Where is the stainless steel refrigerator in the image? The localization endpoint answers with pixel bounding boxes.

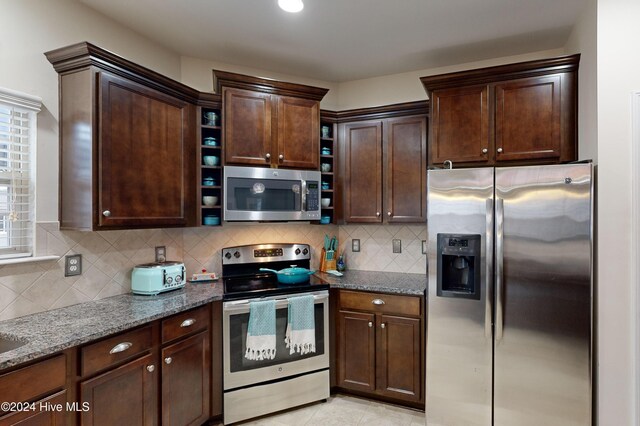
[426,163,593,426]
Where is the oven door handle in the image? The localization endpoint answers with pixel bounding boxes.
[224,293,328,312]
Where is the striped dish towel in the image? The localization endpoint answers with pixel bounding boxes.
[285,295,316,355]
[245,299,276,361]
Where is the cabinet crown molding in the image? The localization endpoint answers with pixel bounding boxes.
[213,69,329,101]
[420,54,580,94]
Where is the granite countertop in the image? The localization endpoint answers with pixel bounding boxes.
[0,282,223,371]
[0,270,426,372]
[315,270,427,296]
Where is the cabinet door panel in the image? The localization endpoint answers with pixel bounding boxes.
[377,315,422,403]
[224,88,272,166]
[0,391,66,426]
[495,75,561,161]
[384,116,427,222]
[337,310,376,392]
[276,96,320,169]
[80,353,157,426]
[162,332,210,426]
[430,86,489,165]
[99,72,194,228]
[342,121,382,222]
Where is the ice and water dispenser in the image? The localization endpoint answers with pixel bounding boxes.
[437,234,481,300]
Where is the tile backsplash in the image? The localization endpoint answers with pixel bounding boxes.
[0,222,425,321]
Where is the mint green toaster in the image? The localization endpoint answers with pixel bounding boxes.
[131,261,185,295]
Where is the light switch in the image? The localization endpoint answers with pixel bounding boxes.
[422,240,427,254]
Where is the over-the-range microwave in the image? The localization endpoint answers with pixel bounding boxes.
[223,166,321,221]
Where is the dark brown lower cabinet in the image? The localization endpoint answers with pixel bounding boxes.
[80,353,157,426]
[0,391,67,426]
[336,290,424,407]
[161,331,210,426]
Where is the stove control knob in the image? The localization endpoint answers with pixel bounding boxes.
[295,248,301,255]
[302,248,309,255]
[224,252,232,259]
[233,251,241,259]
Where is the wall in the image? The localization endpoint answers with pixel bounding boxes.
[0,0,182,223]
[596,0,640,423]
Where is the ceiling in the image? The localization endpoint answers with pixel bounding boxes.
[78,0,585,82]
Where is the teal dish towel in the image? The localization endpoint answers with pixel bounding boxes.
[285,295,316,355]
[245,299,276,361]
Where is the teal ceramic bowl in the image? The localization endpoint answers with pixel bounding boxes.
[320,216,331,224]
[203,216,220,226]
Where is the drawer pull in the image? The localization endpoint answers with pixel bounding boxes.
[368,321,373,328]
[180,318,196,328]
[146,365,155,373]
[109,342,132,354]
[372,299,385,305]
[381,323,386,329]
[165,357,173,365]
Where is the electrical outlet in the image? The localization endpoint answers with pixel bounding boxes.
[65,254,82,277]
[392,239,402,253]
[155,246,166,263]
[422,240,427,254]
[352,239,360,252]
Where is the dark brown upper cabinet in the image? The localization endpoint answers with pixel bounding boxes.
[214,70,328,170]
[46,42,199,230]
[421,54,579,168]
[338,103,427,224]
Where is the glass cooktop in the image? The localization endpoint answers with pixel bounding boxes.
[223,273,329,300]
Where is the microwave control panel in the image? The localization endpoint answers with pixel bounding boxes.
[305,181,320,217]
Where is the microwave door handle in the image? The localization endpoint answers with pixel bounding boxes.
[301,180,307,211]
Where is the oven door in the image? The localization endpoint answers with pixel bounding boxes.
[223,290,329,390]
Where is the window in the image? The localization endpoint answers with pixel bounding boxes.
[0,87,41,260]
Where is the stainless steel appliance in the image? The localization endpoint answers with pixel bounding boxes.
[130,261,185,295]
[222,243,329,424]
[426,163,593,426]
[223,166,321,221]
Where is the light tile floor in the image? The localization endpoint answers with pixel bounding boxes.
[217,394,425,425]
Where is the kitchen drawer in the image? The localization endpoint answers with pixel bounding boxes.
[161,304,210,344]
[0,354,66,405]
[0,390,67,425]
[338,290,421,317]
[81,325,153,377]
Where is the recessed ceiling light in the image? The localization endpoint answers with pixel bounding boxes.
[278,0,304,13]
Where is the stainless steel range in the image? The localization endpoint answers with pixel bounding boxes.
[221,243,329,424]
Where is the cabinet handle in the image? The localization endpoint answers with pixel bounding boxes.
[376,212,380,217]
[164,357,173,365]
[102,210,111,217]
[279,154,284,160]
[368,321,373,328]
[265,153,271,159]
[146,365,155,373]
[381,323,386,329]
[109,342,132,354]
[497,148,503,153]
[482,148,488,154]
[387,211,392,217]
[180,318,196,328]
[372,299,385,305]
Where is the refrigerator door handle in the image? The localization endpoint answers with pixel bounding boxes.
[495,197,505,342]
[485,198,494,339]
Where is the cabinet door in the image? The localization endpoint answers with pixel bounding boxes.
[224,87,272,166]
[494,75,561,161]
[0,391,66,426]
[98,72,196,229]
[276,96,320,169]
[337,310,376,392]
[376,315,422,403]
[384,116,427,222]
[161,331,210,426]
[430,85,489,165]
[80,353,157,426]
[342,121,383,222]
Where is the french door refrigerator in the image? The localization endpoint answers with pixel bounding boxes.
[426,163,593,426]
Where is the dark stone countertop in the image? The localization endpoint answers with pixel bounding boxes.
[0,270,426,372]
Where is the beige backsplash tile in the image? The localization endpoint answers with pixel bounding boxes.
[0,222,424,321]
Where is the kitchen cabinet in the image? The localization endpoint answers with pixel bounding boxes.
[340,115,426,223]
[0,354,69,426]
[422,54,579,167]
[336,290,424,406]
[46,42,198,230]
[198,97,224,226]
[215,70,328,170]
